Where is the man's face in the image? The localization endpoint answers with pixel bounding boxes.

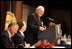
[10,26,19,36]
[37,9,44,17]
[49,22,53,26]
[23,21,26,32]
[20,22,26,32]
[21,26,26,32]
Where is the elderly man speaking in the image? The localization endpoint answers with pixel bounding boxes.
[26,6,46,46]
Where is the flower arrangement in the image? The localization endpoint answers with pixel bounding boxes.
[40,41,53,48]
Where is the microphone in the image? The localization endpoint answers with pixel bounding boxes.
[46,17,54,21]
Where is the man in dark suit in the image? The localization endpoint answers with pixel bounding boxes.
[13,21,26,48]
[26,6,46,46]
[1,23,19,48]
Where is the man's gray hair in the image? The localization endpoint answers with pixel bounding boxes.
[36,6,45,13]
[8,22,19,28]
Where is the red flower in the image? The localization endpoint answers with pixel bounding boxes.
[42,41,46,45]
[41,45,45,48]
[45,45,48,48]
[47,43,53,48]
[35,46,39,48]
[40,41,53,48]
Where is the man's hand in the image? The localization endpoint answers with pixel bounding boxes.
[39,26,46,31]
[43,26,46,30]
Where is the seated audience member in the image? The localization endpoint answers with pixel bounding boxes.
[1,23,19,48]
[48,18,55,28]
[13,20,26,48]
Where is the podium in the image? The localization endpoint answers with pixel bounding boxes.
[38,25,62,41]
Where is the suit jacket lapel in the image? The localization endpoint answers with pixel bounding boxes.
[18,31,24,38]
[17,31,25,45]
[6,31,11,42]
[6,31,12,47]
[35,13,42,26]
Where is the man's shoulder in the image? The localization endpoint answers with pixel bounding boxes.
[1,31,8,36]
[13,32,19,37]
[13,31,21,38]
[13,33,19,39]
[32,13,36,16]
[28,13,36,17]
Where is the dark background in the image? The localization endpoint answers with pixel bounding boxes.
[23,0,71,35]
[1,1,71,35]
